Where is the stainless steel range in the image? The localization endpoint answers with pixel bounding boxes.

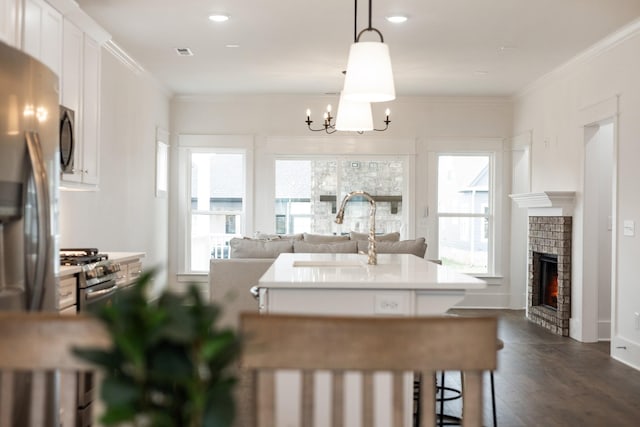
[60,248,121,427]
[60,248,120,312]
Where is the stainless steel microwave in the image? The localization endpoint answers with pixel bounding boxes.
[59,105,75,173]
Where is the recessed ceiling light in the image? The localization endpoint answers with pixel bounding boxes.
[225,44,240,48]
[175,47,194,56]
[209,14,230,22]
[474,70,489,75]
[386,15,408,23]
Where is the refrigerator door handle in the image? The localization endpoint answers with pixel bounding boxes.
[25,131,51,311]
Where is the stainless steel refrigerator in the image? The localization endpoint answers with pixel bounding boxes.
[0,40,60,425]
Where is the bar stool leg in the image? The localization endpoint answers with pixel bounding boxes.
[490,371,497,427]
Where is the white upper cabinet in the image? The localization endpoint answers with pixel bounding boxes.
[22,0,62,77]
[79,34,100,185]
[59,22,102,186]
[60,18,82,182]
[19,0,110,188]
[0,0,20,46]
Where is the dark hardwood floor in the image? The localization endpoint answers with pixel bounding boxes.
[444,309,640,427]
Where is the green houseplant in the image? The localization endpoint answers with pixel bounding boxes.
[74,270,240,427]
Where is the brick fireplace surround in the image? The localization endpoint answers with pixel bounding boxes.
[511,191,576,337]
[528,216,572,336]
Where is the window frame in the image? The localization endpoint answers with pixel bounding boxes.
[177,135,254,275]
[427,139,505,277]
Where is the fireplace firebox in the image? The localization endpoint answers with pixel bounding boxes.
[535,253,558,309]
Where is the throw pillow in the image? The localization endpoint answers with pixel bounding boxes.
[349,231,400,242]
[357,238,427,258]
[229,238,294,258]
[293,240,358,254]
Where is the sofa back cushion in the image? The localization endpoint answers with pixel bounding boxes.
[294,240,358,254]
[229,238,293,258]
[357,238,427,258]
[302,233,350,243]
[349,231,401,242]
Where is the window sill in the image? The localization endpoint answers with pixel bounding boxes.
[177,273,208,283]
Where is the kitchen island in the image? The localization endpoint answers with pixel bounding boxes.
[257,252,486,316]
[256,252,487,427]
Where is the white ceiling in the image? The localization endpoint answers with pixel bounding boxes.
[76,0,640,97]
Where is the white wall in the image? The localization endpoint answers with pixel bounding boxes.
[169,95,513,306]
[59,48,171,288]
[513,21,640,368]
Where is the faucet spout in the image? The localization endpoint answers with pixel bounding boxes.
[335,191,377,265]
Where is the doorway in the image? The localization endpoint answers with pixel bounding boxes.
[583,120,614,341]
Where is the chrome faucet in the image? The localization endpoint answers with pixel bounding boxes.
[335,191,377,265]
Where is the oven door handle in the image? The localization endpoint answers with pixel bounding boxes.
[85,284,118,301]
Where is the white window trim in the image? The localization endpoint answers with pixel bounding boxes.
[426,138,505,276]
[177,134,254,275]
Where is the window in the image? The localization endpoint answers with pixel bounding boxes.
[436,154,493,274]
[188,151,245,271]
[274,157,406,235]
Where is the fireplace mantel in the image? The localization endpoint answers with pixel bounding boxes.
[509,191,576,216]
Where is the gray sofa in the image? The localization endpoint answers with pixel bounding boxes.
[209,232,427,329]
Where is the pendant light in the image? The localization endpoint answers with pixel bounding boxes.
[335,92,373,132]
[342,0,395,103]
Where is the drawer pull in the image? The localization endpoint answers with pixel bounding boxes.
[60,291,73,298]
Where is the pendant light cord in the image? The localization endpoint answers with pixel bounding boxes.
[355,0,384,42]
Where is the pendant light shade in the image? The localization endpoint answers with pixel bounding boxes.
[335,92,373,131]
[342,41,395,103]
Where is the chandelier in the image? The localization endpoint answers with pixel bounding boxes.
[304,0,393,134]
[305,102,390,134]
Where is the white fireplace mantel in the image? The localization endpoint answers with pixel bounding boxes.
[509,191,576,216]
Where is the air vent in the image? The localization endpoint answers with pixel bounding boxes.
[175,47,194,56]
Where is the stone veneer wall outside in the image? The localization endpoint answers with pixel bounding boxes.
[310,160,403,234]
[528,216,572,336]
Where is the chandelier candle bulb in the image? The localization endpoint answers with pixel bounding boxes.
[385,108,390,118]
[306,109,311,119]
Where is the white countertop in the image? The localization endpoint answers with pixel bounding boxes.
[104,252,146,263]
[258,253,486,290]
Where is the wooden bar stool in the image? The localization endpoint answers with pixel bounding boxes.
[432,338,504,427]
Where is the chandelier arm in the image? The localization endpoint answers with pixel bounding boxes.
[373,117,391,132]
[306,121,335,132]
[356,27,384,43]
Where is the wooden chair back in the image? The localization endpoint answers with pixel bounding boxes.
[240,313,497,427]
[0,313,110,427]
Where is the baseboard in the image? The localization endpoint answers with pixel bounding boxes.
[598,320,611,341]
[570,318,583,341]
[455,291,510,309]
[611,336,640,371]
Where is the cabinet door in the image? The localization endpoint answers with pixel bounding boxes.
[61,18,83,183]
[22,0,41,58]
[81,35,101,185]
[0,0,19,46]
[22,0,62,76]
[40,1,62,76]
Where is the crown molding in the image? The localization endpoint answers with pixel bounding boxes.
[516,17,640,99]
